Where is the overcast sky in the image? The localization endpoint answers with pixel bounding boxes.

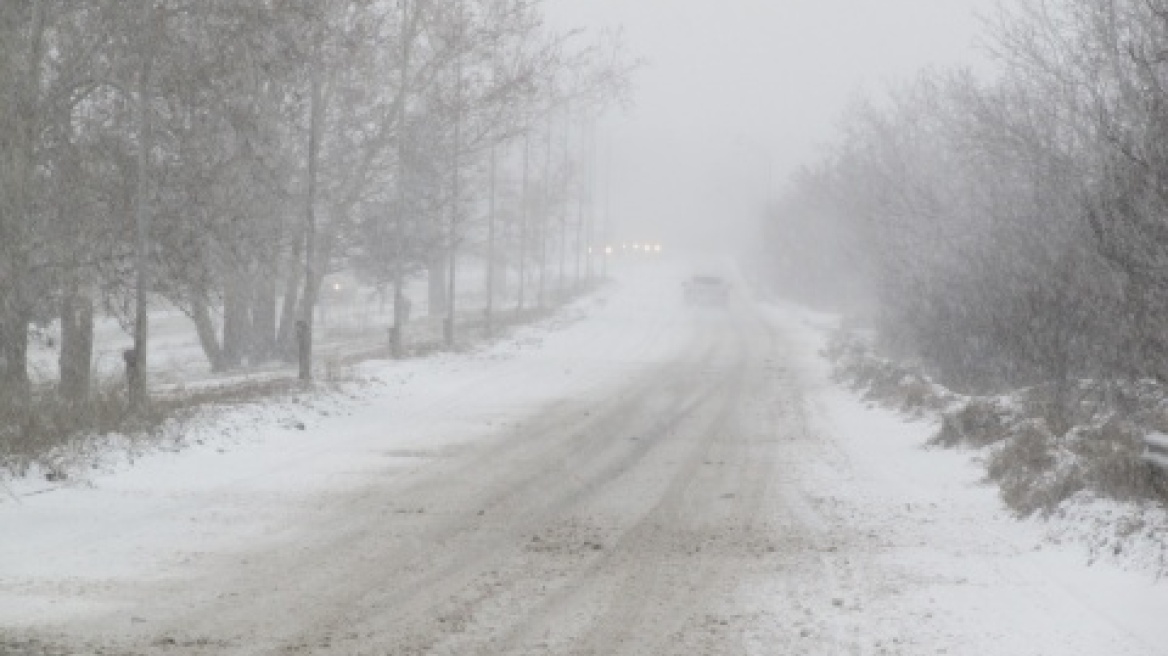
[545,0,999,252]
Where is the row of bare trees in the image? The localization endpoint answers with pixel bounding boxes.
[0,0,632,407]
[763,0,1168,397]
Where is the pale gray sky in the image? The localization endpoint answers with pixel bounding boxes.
[546,0,998,252]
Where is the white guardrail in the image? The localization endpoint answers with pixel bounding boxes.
[1143,432,1168,471]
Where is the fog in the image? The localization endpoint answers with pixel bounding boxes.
[7,3,1168,652]
[547,0,994,253]
[0,0,1000,398]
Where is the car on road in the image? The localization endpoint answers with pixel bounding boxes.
[683,275,730,306]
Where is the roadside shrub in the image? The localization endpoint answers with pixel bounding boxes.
[0,375,306,482]
[827,331,951,414]
[827,327,1168,513]
[1069,420,1164,503]
[0,381,164,477]
[988,419,1083,516]
[896,375,950,413]
[933,398,1014,448]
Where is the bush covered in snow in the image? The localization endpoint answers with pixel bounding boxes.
[826,333,955,416]
[827,329,1168,519]
[935,398,1014,448]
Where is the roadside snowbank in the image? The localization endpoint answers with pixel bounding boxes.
[761,302,1168,654]
[823,324,1168,579]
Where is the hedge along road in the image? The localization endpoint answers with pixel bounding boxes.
[2,262,1166,656]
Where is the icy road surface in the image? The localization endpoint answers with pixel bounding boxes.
[2,264,1167,655]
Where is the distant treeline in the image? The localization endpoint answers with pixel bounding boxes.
[764,0,1168,396]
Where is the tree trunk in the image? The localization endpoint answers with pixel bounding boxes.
[576,119,590,289]
[582,119,594,285]
[391,277,408,357]
[559,105,570,299]
[276,231,304,359]
[0,293,32,398]
[446,28,464,348]
[575,191,585,290]
[251,260,278,362]
[517,133,531,311]
[539,112,553,309]
[0,3,46,400]
[130,11,158,409]
[392,0,414,358]
[222,273,251,368]
[59,291,94,403]
[190,292,227,373]
[485,144,497,337]
[428,252,447,317]
[300,35,324,382]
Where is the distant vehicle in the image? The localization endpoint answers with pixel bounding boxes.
[319,273,360,306]
[684,275,730,306]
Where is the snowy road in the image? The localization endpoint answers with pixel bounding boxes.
[3,264,1168,655]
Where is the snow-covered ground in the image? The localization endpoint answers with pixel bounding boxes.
[2,263,1166,655]
[1,261,695,629]
[759,304,1168,655]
